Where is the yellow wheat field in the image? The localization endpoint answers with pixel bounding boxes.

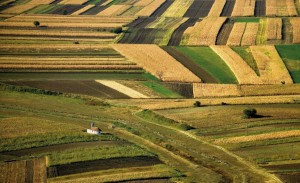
[136,0,166,17]
[134,0,153,6]
[59,0,88,4]
[162,0,194,17]
[231,0,255,16]
[266,18,282,40]
[215,130,300,144]
[290,17,300,43]
[266,0,298,16]
[193,83,241,97]
[250,46,293,84]
[96,80,149,98]
[207,0,226,17]
[1,0,54,14]
[71,5,95,15]
[113,44,201,82]
[241,23,259,46]
[210,46,261,84]
[240,84,300,96]
[97,5,132,16]
[226,23,246,46]
[185,17,226,45]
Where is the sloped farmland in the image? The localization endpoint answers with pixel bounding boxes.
[220,0,236,17]
[184,0,215,18]
[254,0,266,17]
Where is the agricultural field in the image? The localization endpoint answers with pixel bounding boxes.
[1,0,300,182]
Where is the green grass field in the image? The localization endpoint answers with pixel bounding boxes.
[234,17,260,23]
[175,47,238,83]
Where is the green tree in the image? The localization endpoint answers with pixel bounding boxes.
[33,21,40,27]
[243,108,257,118]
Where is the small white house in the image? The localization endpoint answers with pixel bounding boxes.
[87,123,101,135]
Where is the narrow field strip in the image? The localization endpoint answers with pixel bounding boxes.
[266,18,282,40]
[266,0,298,16]
[134,0,154,6]
[113,44,201,82]
[226,22,246,46]
[250,46,293,84]
[162,0,193,17]
[207,0,226,17]
[1,0,55,14]
[97,5,132,16]
[232,0,256,16]
[290,17,300,43]
[210,46,261,84]
[59,0,88,4]
[95,80,149,98]
[71,4,95,15]
[215,130,300,144]
[193,83,241,97]
[136,0,166,17]
[241,23,259,46]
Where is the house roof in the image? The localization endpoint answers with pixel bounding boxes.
[90,127,101,131]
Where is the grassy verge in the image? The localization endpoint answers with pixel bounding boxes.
[234,17,260,23]
[256,18,267,45]
[143,81,182,98]
[175,47,238,84]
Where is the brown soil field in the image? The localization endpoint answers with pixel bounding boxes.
[150,0,173,17]
[168,18,198,46]
[216,19,234,45]
[136,0,166,17]
[162,46,217,83]
[278,172,300,183]
[81,6,107,15]
[255,0,266,16]
[184,0,215,17]
[264,163,300,170]
[220,0,236,17]
[163,82,194,98]
[50,5,84,15]
[48,156,162,178]
[3,80,131,99]
[123,179,173,183]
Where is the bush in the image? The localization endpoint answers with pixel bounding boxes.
[113,27,123,34]
[243,108,257,118]
[33,21,40,27]
[193,101,201,107]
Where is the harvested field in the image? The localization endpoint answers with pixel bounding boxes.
[113,44,201,82]
[150,0,173,17]
[134,0,153,6]
[193,83,240,97]
[48,156,162,178]
[97,5,132,16]
[208,0,226,17]
[240,84,300,96]
[1,0,55,14]
[59,0,88,4]
[221,0,236,17]
[254,0,266,16]
[231,0,256,16]
[136,0,166,17]
[184,0,215,17]
[241,23,259,45]
[42,5,84,15]
[95,80,149,98]
[226,22,245,45]
[71,4,94,15]
[216,19,234,45]
[266,0,298,16]
[210,46,261,84]
[168,18,198,46]
[162,46,217,83]
[184,17,226,45]
[290,17,300,43]
[81,5,107,15]
[162,0,193,17]
[250,46,293,84]
[4,80,131,99]
[266,18,282,40]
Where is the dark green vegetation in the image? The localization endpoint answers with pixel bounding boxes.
[234,17,260,23]
[175,46,238,83]
[276,45,300,83]
[142,81,182,98]
[232,46,260,75]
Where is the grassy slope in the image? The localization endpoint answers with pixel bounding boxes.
[175,47,238,84]
[276,45,300,83]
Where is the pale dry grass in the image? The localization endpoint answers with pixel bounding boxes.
[241,23,259,46]
[210,46,261,84]
[266,0,298,16]
[1,0,54,14]
[215,130,300,144]
[240,84,300,96]
[136,0,166,17]
[95,80,149,98]
[185,17,226,45]
[97,5,132,16]
[290,17,300,43]
[266,18,282,40]
[0,56,126,62]
[208,0,226,17]
[286,0,298,16]
[71,4,95,15]
[231,0,255,16]
[250,46,293,84]
[113,44,201,82]
[162,0,194,17]
[101,0,113,6]
[0,44,110,50]
[193,83,240,97]
[226,23,246,46]
[59,0,88,4]
[134,0,153,6]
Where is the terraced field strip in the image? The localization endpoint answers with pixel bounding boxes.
[1,0,54,14]
[193,83,240,97]
[136,0,166,16]
[184,17,226,45]
[134,0,154,6]
[216,19,234,45]
[59,0,88,4]
[113,44,201,82]
[97,5,132,16]
[226,22,245,45]
[0,43,111,50]
[220,0,236,16]
[250,46,293,84]
[231,0,256,16]
[183,0,215,17]
[254,0,266,16]
[150,0,173,17]
[210,46,261,84]
[266,0,298,16]
[266,18,282,40]
[241,23,259,45]
[290,17,300,43]
[162,0,193,17]
[71,4,94,15]
[208,0,226,17]
[95,80,149,98]
[240,84,300,96]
